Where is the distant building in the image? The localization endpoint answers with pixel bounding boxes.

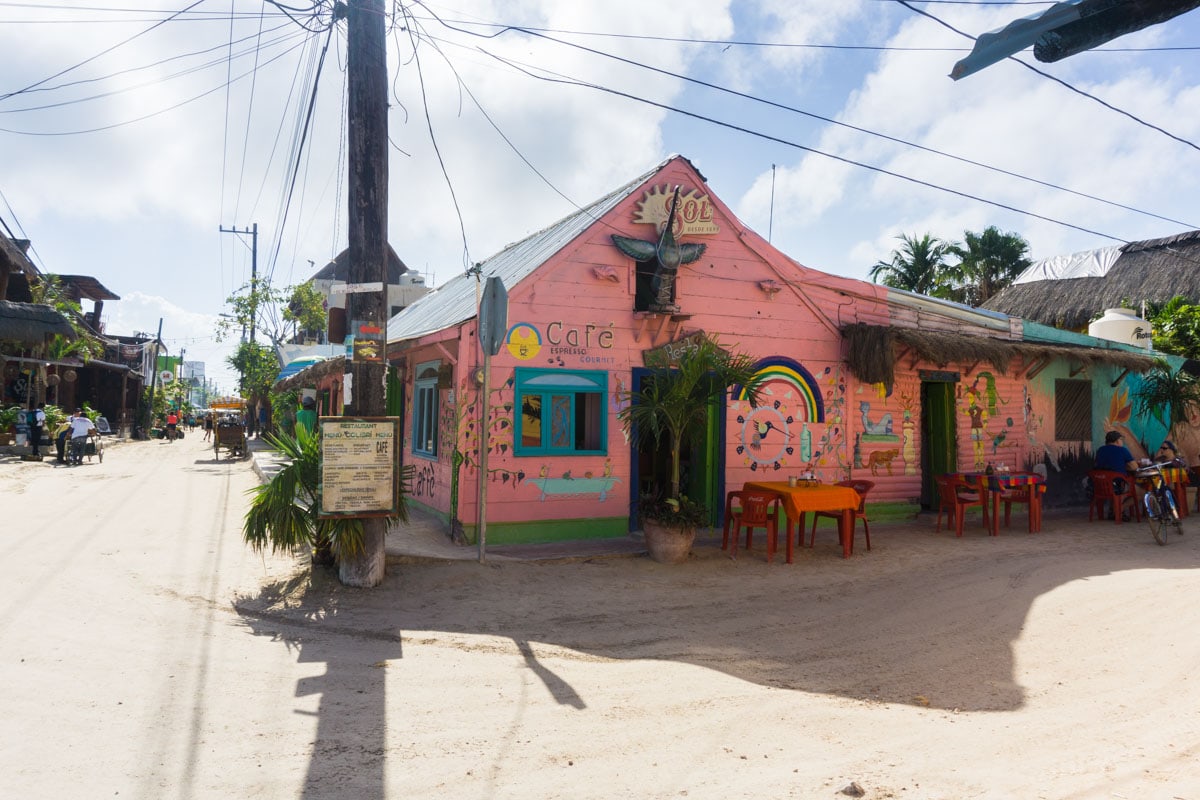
[308,244,430,345]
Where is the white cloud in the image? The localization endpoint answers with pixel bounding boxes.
[2,0,1199,357]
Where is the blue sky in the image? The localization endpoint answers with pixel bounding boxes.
[2,1,1199,391]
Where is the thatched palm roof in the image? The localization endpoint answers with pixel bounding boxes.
[842,323,1156,392]
[273,355,346,391]
[0,300,76,344]
[982,229,1200,329]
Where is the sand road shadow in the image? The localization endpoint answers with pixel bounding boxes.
[367,517,1200,713]
[229,515,1200,800]
[234,570,401,800]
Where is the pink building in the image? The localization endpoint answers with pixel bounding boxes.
[385,156,1157,544]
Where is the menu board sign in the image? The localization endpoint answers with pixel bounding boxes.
[318,417,400,518]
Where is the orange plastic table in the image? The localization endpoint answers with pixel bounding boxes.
[743,480,861,561]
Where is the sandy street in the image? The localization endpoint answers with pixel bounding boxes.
[2,433,1200,799]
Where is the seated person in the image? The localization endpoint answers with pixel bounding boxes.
[1154,439,1182,465]
[1094,431,1136,518]
[1095,431,1137,473]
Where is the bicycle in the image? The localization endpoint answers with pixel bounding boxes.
[1135,459,1185,545]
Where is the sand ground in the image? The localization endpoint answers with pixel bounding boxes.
[2,435,1199,799]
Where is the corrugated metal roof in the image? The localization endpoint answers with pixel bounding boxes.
[387,161,666,344]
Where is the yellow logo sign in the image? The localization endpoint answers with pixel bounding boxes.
[506,323,542,360]
[632,184,719,236]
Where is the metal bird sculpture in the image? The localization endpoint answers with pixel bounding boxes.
[611,185,706,312]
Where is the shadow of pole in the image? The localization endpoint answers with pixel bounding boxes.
[514,639,586,709]
[235,571,401,800]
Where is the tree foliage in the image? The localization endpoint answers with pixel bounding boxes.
[870,226,1031,307]
[284,283,327,339]
[946,226,1032,306]
[217,278,326,345]
[216,280,281,344]
[1146,296,1200,360]
[1132,357,1200,432]
[29,275,105,361]
[243,425,412,563]
[868,233,955,298]
[227,340,278,400]
[618,337,764,522]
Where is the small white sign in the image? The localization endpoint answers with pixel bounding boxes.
[331,282,384,294]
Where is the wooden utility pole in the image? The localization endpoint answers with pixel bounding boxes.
[340,0,389,587]
[218,223,258,343]
[143,318,164,438]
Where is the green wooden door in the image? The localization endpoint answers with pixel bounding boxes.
[684,396,721,527]
[921,380,958,508]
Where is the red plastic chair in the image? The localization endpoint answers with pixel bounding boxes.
[1088,469,1138,524]
[722,490,783,562]
[809,479,874,551]
[995,482,1042,533]
[934,475,986,537]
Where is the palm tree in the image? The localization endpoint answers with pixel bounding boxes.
[243,425,413,565]
[29,275,105,361]
[947,226,1031,306]
[869,233,954,298]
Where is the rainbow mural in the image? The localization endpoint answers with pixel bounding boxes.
[737,356,825,422]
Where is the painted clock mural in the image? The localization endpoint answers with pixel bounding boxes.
[735,357,825,471]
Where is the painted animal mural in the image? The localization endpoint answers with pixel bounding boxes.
[866,448,899,476]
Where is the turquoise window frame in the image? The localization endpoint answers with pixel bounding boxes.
[412,360,439,459]
[514,367,608,456]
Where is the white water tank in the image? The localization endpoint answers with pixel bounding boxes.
[1088,308,1154,349]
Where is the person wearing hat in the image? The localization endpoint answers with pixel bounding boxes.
[1095,430,1137,473]
[296,395,317,435]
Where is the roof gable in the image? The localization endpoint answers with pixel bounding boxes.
[387,157,694,344]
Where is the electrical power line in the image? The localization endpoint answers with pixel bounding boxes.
[479,46,1132,243]
[426,18,1197,230]
[892,0,1200,153]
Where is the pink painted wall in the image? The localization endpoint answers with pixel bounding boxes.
[394,156,1075,526]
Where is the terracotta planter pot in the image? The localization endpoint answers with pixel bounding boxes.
[642,518,696,564]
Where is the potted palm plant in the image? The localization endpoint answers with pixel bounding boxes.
[243,424,413,567]
[619,336,763,563]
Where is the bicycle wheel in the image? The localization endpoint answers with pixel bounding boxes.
[1144,493,1168,545]
[1164,488,1184,536]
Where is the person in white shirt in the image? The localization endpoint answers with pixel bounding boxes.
[67,409,96,465]
[30,401,46,457]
